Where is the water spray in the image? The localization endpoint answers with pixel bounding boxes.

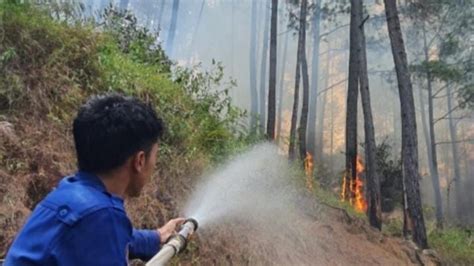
[146,218,199,266]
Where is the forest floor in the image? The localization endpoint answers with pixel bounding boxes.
[182,199,441,266]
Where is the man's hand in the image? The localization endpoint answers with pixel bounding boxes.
[157,217,185,244]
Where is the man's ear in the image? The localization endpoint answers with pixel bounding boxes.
[132,150,146,173]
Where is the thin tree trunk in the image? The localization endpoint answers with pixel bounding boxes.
[357,2,381,229]
[344,0,361,201]
[316,92,327,160]
[418,86,435,179]
[446,85,462,220]
[276,31,290,143]
[391,81,401,156]
[383,0,428,249]
[316,46,331,161]
[422,23,443,228]
[259,0,271,133]
[249,0,259,130]
[461,124,472,222]
[298,0,310,162]
[307,0,322,155]
[329,78,335,173]
[289,10,304,161]
[267,0,278,140]
[166,0,180,58]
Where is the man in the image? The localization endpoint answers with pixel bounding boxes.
[5,94,184,265]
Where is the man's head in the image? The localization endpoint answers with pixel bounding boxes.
[73,94,164,197]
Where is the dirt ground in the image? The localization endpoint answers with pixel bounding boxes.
[179,201,440,266]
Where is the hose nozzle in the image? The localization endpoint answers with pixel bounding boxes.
[146,218,199,266]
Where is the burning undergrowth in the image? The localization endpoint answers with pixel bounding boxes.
[341,154,368,213]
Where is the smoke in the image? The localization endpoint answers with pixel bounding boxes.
[183,143,330,264]
[184,143,301,226]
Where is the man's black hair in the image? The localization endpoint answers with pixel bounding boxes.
[73,94,164,173]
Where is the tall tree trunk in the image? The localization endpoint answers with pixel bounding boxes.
[316,46,331,161]
[418,86,435,179]
[383,0,428,249]
[422,23,443,228]
[391,81,401,157]
[329,78,335,173]
[298,0,310,162]
[289,9,304,161]
[259,0,271,133]
[344,0,361,201]
[249,0,259,130]
[166,0,180,58]
[267,0,278,140]
[307,0,322,155]
[357,2,381,230]
[447,85,462,220]
[276,31,290,143]
[461,124,472,222]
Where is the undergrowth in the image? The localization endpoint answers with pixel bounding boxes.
[0,2,251,163]
[383,216,474,264]
[429,227,474,265]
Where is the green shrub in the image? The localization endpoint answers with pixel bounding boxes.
[382,218,404,237]
[0,2,249,162]
[429,227,474,265]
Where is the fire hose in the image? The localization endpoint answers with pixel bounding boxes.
[146,218,198,266]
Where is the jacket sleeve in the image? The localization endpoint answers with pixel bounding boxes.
[129,229,161,261]
[50,208,132,266]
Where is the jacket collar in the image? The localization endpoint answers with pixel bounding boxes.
[74,171,107,192]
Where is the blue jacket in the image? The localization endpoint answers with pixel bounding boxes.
[5,171,160,265]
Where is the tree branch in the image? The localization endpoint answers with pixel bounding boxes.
[432,82,452,98]
[435,115,469,122]
[317,78,348,96]
[316,70,397,97]
[319,48,348,56]
[360,15,370,28]
[319,23,350,38]
[434,104,462,124]
[433,90,458,99]
[435,139,474,145]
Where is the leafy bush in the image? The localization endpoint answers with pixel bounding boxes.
[0,2,248,162]
[383,217,404,237]
[376,141,403,212]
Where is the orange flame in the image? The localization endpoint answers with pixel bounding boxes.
[341,155,367,213]
[341,171,347,201]
[304,152,314,191]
